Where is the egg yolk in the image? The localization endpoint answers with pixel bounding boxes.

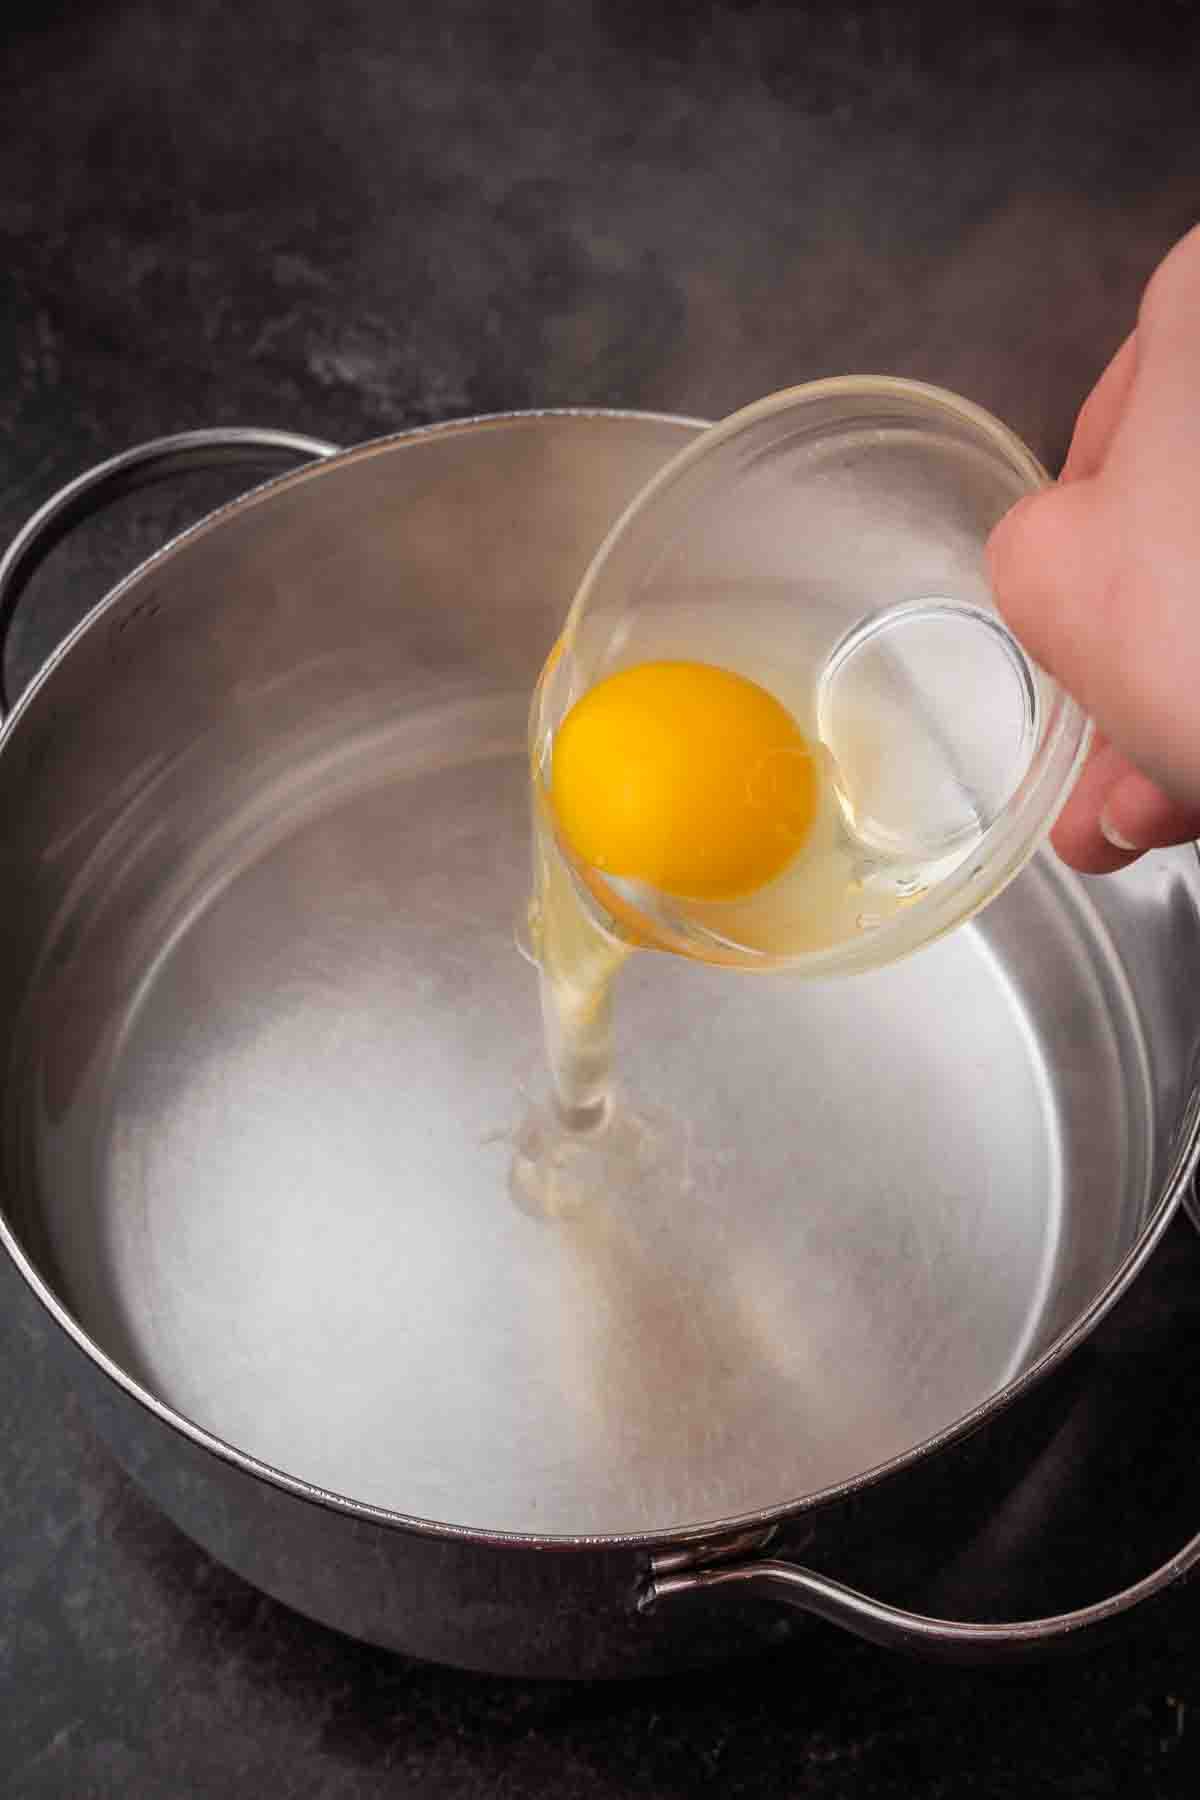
[550,660,818,902]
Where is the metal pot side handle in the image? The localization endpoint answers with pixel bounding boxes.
[644,1528,1200,1663]
[647,1170,1200,1664]
[0,427,339,724]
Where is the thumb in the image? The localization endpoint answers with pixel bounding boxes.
[986,479,1116,719]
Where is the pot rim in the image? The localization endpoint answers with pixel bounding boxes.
[2,407,1198,1553]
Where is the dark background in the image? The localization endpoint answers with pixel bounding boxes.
[4,2,1200,1793]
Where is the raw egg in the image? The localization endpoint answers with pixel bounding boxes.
[550,660,818,902]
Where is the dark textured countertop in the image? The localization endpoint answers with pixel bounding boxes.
[5,4,1200,1794]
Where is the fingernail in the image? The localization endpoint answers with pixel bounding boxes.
[1100,811,1138,852]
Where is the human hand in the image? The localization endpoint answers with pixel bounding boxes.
[987,224,1200,873]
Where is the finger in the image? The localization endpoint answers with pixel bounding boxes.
[1056,226,1200,487]
[985,478,1113,704]
[1060,332,1138,483]
[1049,737,1143,874]
[1137,221,1200,341]
[991,473,1200,810]
[1105,223,1200,488]
[1099,765,1200,855]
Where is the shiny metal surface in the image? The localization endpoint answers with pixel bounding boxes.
[0,427,338,722]
[22,749,1138,1533]
[2,412,1199,1669]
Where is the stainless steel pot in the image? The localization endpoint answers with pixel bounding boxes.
[1,412,1199,1678]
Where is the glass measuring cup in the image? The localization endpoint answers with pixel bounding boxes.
[530,376,1091,983]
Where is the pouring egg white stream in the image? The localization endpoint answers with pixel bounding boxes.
[519,642,973,1217]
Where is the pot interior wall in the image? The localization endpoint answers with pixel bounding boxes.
[2,417,1198,1541]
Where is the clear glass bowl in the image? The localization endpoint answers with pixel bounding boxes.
[531,377,1091,977]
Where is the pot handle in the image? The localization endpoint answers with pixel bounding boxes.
[0,426,338,723]
[645,1534,1200,1664]
[645,1193,1200,1663]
